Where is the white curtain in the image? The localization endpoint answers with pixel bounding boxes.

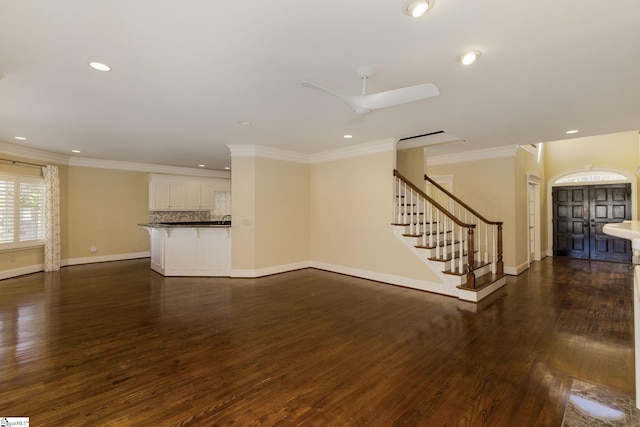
[42,165,60,271]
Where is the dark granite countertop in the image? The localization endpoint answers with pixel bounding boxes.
[139,221,231,228]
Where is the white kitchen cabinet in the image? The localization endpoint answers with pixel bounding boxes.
[149,178,187,210]
[147,226,230,276]
[149,174,229,211]
[185,182,202,209]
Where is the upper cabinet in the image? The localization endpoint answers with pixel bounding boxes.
[149,174,230,211]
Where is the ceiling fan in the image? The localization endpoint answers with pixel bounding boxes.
[301,66,439,114]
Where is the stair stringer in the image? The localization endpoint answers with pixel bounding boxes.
[392,226,468,297]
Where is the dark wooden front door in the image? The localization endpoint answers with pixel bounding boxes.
[553,183,632,262]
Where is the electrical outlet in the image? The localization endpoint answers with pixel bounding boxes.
[375,257,382,265]
[90,245,97,253]
[9,255,15,262]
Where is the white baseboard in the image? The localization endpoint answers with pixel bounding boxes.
[309,261,459,298]
[0,264,44,281]
[62,251,150,267]
[230,261,311,278]
[504,261,530,276]
[0,252,152,282]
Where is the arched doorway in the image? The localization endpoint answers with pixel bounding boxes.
[547,168,636,262]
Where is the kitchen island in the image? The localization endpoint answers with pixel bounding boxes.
[140,221,231,277]
[603,221,640,409]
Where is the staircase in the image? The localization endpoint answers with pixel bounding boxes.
[392,170,506,302]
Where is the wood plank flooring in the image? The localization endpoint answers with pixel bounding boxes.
[0,257,634,426]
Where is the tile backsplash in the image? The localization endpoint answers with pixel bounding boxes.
[149,211,212,223]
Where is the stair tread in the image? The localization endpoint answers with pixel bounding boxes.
[402,231,452,238]
[457,273,506,292]
[415,240,460,249]
[428,250,475,262]
[442,261,490,276]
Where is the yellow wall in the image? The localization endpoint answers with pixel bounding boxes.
[544,131,639,179]
[65,166,149,260]
[255,157,310,269]
[230,155,256,271]
[396,147,425,187]
[230,156,310,272]
[427,155,518,270]
[310,149,441,283]
[544,131,640,218]
[0,158,150,276]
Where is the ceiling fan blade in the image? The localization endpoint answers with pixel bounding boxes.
[354,83,440,111]
[301,81,365,112]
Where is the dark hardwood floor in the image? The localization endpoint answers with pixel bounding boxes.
[0,257,634,426]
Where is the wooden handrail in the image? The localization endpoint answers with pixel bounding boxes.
[424,174,503,226]
[394,170,475,229]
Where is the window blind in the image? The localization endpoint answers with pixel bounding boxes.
[19,180,45,242]
[0,174,45,247]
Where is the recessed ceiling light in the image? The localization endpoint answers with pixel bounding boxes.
[88,61,111,72]
[459,51,481,65]
[238,121,252,126]
[224,167,231,170]
[198,164,206,168]
[344,134,353,139]
[14,136,27,141]
[71,149,81,153]
[566,130,579,134]
[402,0,435,18]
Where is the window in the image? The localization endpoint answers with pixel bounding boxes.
[0,174,45,248]
[554,171,628,184]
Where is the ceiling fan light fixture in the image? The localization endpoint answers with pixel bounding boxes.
[460,50,481,65]
[403,0,434,18]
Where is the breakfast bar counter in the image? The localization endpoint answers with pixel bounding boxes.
[140,221,231,277]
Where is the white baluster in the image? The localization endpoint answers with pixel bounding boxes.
[422,197,428,246]
[403,182,408,225]
[484,222,489,265]
[450,222,455,272]
[458,225,464,273]
[443,215,448,264]
[435,210,440,258]
[396,178,402,224]
[428,200,434,247]
[492,226,497,274]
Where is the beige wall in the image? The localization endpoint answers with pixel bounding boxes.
[254,157,310,269]
[427,156,518,270]
[230,156,256,270]
[0,159,150,276]
[396,146,425,187]
[310,149,441,283]
[231,156,310,272]
[544,131,639,179]
[65,166,149,260]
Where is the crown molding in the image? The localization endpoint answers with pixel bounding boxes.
[0,141,70,165]
[227,144,311,163]
[426,145,519,166]
[309,138,396,163]
[0,141,230,177]
[228,139,396,164]
[67,157,230,178]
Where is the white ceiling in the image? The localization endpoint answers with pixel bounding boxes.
[0,1,639,171]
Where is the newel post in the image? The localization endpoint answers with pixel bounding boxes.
[466,226,476,289]
[496,223,504,276]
